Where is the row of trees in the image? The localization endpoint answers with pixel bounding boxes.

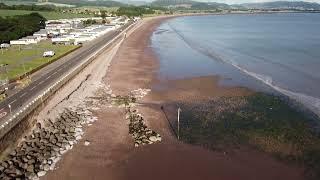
[0,3,55,11]
[0,13,46,44]
[116,6,155,17]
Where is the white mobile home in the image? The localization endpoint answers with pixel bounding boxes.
[0,43,10,49]
[51,37,71,44]
[21,36,40,44]
[33,30,47,37]
[10,40,29,45]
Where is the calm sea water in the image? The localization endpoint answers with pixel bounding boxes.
[151,13,320,117]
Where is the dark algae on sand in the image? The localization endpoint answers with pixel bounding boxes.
[177,93,320,180]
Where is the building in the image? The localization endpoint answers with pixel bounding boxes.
[0,43,10,49]
[51,36,72,45]
[33,29,48,40]
[10,40,29,45]
[21,36,41,44]
[46,22,73,31]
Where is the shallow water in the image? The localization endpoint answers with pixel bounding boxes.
[151,13,320,117]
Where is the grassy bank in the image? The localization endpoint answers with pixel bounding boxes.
[0,9,94,20]
[177,93,320,179]
[0,41,79,80]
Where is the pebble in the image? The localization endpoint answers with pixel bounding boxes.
[84,141,90,146]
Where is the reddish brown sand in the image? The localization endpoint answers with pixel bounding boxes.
[43,17,305,180]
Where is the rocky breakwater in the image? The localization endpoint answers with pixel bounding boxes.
[126,108,162,147]
[0,86,161,179]
[0,110,95,179]
[111,89,162,147]
[91,86,162,147]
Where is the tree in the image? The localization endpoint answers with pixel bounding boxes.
[0,13,46,43]
[101,10,107,19]
[116,6,155,17]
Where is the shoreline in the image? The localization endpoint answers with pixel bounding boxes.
[39,15,315,180]
[152,13,320,121]
[0,14,318,180]
[68,16,306,179]
[145,15,320,180]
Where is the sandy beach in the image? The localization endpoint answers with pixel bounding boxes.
[40,16,306,180]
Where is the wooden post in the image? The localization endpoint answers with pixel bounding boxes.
[177,107,181,140]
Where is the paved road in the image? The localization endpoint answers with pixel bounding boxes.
[0,22,132,123]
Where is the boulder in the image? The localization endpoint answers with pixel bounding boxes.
[37,171,46,177]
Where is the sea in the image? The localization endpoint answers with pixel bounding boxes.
[151,13,320,117]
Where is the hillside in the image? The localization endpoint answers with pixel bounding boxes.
[151,0,195,6]
[240,1,320,10]
[151,0,230,9]
[113,0,148,6]
[2,0,125,7]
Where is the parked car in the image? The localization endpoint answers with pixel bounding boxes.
[43,51,55,57]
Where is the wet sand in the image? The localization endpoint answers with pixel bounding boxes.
[43,16,305,180]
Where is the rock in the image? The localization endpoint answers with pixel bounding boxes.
[156,136,162,141]
[9,150,17,156]
[43,164,50,171]
[65,144,72,150]
[84,141,90,146]
[27,159,35,165]
[25,172,36,179]
[0,109,97,178]
[1,161,9,169]
[4,166,16,175]
[149,136,159,142]
[75,135,82,140]
[56,142,62,147]
[59,150,67,155]
[15,168,23,176]
[37,171,46,177]
[36,123,42,129]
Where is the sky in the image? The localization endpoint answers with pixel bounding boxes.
[125,0,320,5]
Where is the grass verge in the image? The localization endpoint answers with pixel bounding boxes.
[0,41,80,80]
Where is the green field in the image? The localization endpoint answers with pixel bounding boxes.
[0,41,79,80]
[0,9,94,20]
